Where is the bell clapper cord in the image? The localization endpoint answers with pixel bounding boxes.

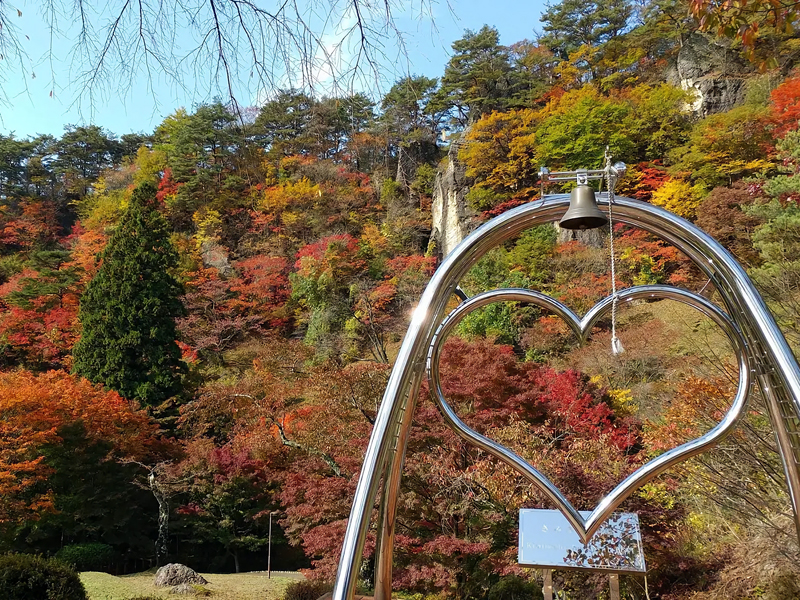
[540,156,627,355]
[604,148,625,355]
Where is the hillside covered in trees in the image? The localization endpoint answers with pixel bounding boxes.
[2,1,800,598]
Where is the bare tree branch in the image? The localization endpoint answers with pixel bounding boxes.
[0,0,435,120]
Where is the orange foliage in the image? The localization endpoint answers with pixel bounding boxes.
[228,255,290,326]
[615,161,670,201]
[0,304,80,368]
[156,167,181,204]
[644,376,735,452]
[0,200,61,250]
[770,75,800,137]
[460,109,539,199]
[65,222,108,283]
[0,370,162,523]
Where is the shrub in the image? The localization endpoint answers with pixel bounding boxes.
[56,543,116,572]
[283,579,333,600]
[695,185,763,267]
[0,553,87,600]
[466,186,506,211]
[650,177,707,220]
[411,163,437,198]
[488,575,543,600]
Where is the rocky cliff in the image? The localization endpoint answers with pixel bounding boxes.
[430,138,477,259]
[667,33,754,116]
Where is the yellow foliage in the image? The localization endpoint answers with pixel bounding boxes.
[93,177,108,197]
[81,176,130,229]
[554,44,598,89]
[607,387,636,417]
[133,147,167,186]
[259,178,321,212]
[650,177,707,220]
[281,211,301,227]
[716,158,774,179]
[360,223,389,256]
[192,208,222,250]
[262,159,279,186]
[460,109,539,198]
[638,481,677,509]
[589,375,636,417]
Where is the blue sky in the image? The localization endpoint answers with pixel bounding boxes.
[0,0,548,139]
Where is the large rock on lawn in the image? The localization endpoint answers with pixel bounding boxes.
[154,563,208,587]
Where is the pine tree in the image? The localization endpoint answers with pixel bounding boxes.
[73,182,186,406]
[429,26,512,127]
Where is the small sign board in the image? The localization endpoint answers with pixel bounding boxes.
[518,509,646,573]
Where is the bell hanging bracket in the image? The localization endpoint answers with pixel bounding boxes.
[539,163,627,231]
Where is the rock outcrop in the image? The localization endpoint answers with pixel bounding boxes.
[557,225,604,248]
[431,138,477,259]
[667,33,754,116]
[154,563,208,587]
[200,240,234,277]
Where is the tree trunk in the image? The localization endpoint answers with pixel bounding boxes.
[150,473,169,566]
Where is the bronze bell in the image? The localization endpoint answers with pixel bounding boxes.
[559,184,608,230]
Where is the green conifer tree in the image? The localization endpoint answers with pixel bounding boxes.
[73,182,186,406]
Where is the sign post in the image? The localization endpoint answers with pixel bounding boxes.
[609,574,620,600]
[542,570,553,600]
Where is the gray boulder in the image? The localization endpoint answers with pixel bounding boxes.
[169,583,196,595]
[200,240,234,277]
[154,563,208,587]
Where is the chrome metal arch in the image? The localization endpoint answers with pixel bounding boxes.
[332,195,800,600]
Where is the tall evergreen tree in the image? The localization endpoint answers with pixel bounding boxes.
[73,182,186,406]
[540,0,634,61]
[429,26,512,127]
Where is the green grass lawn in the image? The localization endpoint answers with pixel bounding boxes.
[81,570,303,600]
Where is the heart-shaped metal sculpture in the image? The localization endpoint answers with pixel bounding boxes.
[427,284,751,543]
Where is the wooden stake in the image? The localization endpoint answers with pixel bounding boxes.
[542,569,553,600]
[610,574,620,600]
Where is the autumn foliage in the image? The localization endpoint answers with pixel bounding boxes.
[0,370,160,524]
[771,75,800,138]
[0,14,798,597]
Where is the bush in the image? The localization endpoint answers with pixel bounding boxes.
[466,186,506,211]
[283,579,333,600]
[488,575,543,600]
[56,543,116,572]
[0,553,87,600]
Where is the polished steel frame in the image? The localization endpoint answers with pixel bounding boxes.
[331,195,800,600]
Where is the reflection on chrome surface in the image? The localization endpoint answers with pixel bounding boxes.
[519,510,645,573]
